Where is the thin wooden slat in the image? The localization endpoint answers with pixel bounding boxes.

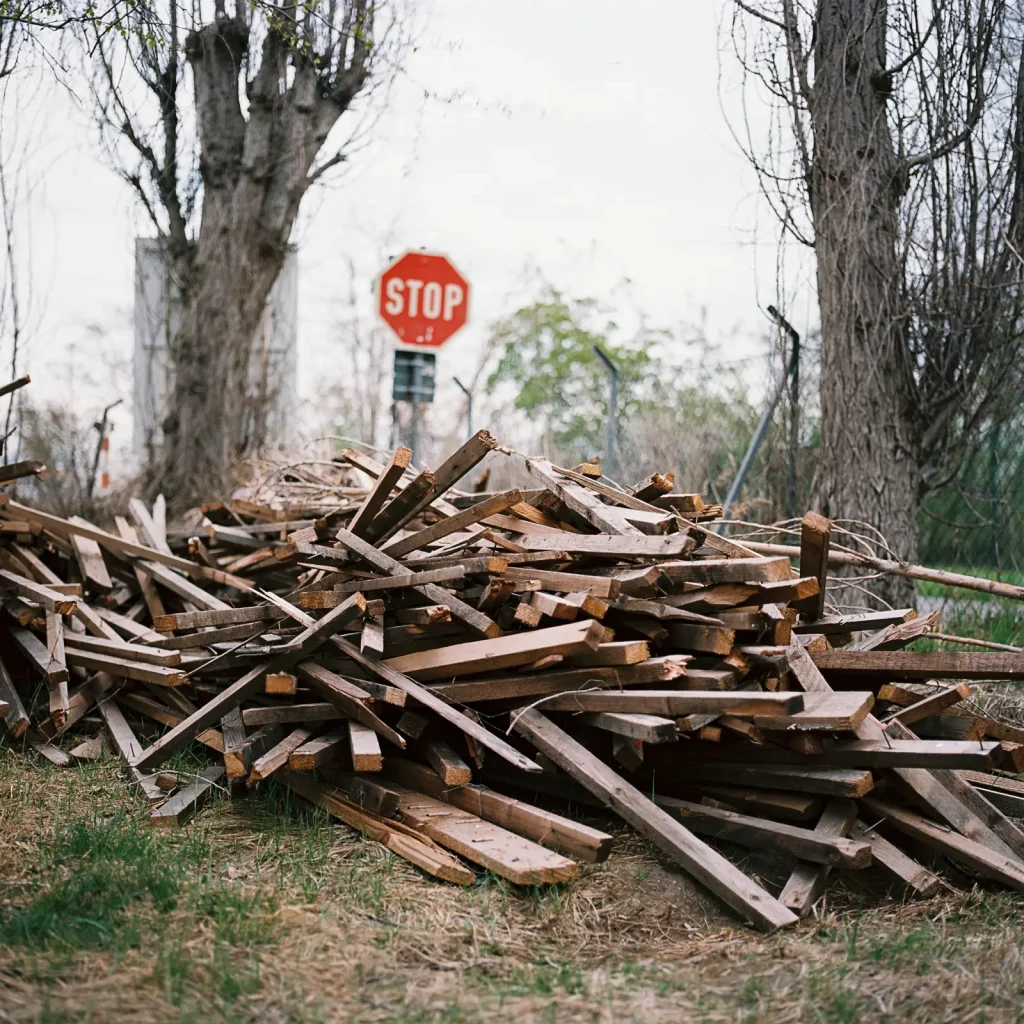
[349,446,412,537]
[347,720,382,771]
[249,728,314,784]
[387,780,579,885]
[779,799,858,916]
[423,737,471,785]
[537,690,803,716]
[862,795,1024,890]
[384,619,605,680]
[849,820,940,896]
[382,757,613,863]
[151,766,226,827]
[278,769,475,885]
[659,795,869,868]
[812,650,1024,680]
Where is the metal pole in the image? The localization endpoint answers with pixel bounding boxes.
[592,345,618,476]
[718,315,800,531]
[88,399,123,498]
[453,376,472,439]
[409,358,421,463]
[768,305,801,518]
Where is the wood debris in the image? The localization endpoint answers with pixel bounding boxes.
[3,421,1024,933]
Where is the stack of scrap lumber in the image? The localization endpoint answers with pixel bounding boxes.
[3,425,1024,933]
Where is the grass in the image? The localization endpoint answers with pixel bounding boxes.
[5,753,1024,1021]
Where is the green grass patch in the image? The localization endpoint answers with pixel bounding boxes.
[0,807,201,952]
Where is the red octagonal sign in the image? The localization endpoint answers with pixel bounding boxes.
[378,251,469,348]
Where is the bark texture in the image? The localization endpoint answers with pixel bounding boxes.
[151,6,372,508]
[809,0,918,606]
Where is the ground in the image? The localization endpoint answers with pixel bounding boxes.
[2,583,1022,1023]
[3,748,1024,1024]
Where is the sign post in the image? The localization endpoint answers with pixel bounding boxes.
[377,252,470,460]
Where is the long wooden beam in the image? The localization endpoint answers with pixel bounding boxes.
[512,708,797,931]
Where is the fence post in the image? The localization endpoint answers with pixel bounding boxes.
[592,345,619,477]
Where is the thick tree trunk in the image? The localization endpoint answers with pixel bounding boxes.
[810,0,919,608]
[151,14,359,509]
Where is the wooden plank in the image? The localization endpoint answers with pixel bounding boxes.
[278,769,475,885]
[658,795,869,868]
[68,516,113,589]
[383,489,523,558]
[423,737,471,785]
[248,727,313,783]
[153,605,280,632]
[151,766,226,827]
[537,690,803,716]
[382,757,613,862]
[667,737,995,770]
[96,692,165,802]
[9,625,68,684]
[792,609,914,635]
[512,708,797,930]
[299,567,467,606]
[862,795,1024,890]
[395,605,452,626]
[811,650,1024,680]
[579,712,678,744]
[0,655,29,738]
[849,820,941,896]
[349,446,412,537]
[0,570,77,614]
[793,512,830,620]
[570,640,650,667]
[886,683,972,725]
[259,590,543,774]
[289,727,348,771]
[64,632,183,666]
[750,691,874,731]
[387,780,579,885]
[146,620,274,650]
[520,533,695,558]
[242,703,342,727]
[64,649,188,687]
[669,623,735,655]
[385,619,604,680]
[335,527,501,639]
[779,799,858,916]
[501,567,620,598]
[342,719,381,772]
[657,557,794,585]
[45,610,68,728]
[429,657,690,704]
[115,517,168,623]
[664,762,874,798]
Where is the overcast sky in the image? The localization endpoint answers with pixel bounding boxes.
[3,0,816,462]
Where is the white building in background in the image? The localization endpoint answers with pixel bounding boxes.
[132,239,298,456]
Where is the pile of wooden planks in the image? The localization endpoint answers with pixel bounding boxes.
[3,425,1024,932]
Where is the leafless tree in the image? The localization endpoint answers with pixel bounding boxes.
[728,0,1024,603]
[81,0,407,509]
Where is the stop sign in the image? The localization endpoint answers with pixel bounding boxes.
[378,251,469,348]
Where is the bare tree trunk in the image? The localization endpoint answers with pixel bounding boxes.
[810,0,919,607]
[148,11,369,509]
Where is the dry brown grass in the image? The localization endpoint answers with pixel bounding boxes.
[3,747,1024,1023]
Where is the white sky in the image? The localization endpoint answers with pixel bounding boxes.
[2,0,817,462]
